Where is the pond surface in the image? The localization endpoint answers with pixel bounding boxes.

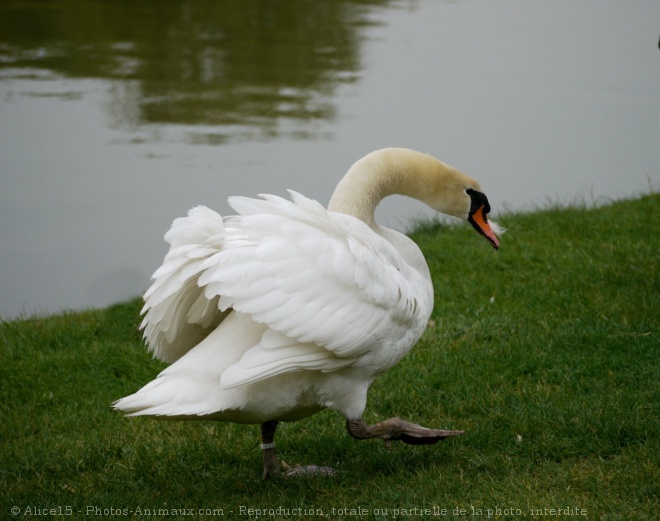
[1,0,659,319]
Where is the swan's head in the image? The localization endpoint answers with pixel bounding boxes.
[421,162,501,250]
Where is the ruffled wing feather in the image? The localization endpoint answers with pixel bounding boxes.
[198,191,428,386]
[140,206,229,363]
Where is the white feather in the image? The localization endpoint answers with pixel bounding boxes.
[488,218,507,237]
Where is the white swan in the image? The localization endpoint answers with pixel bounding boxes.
[113,147,501,478]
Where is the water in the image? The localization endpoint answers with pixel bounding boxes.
[1,0,659,319]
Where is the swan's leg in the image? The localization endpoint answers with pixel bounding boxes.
[260,420,282,479]
[259,420,337,478]
[346,417,463,445]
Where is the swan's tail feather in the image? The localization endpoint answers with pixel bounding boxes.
[112,373,232,418]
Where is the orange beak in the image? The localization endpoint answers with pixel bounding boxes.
[468,205,500,250]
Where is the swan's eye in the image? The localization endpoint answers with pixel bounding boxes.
[465,188,474,195]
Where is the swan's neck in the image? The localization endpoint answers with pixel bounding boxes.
[328,148,470,228]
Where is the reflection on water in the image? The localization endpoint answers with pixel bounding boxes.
[1,0,659,319]
[1,0,392,141]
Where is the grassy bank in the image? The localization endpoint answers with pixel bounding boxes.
[1,195,658,520]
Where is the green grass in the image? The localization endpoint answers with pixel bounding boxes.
[1,195,658,520]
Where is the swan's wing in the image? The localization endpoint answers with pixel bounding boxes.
[140,206,230,363]
[199,191,431,388]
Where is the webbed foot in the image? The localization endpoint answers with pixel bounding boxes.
[282,463,337,477]
[346,417,463,445]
